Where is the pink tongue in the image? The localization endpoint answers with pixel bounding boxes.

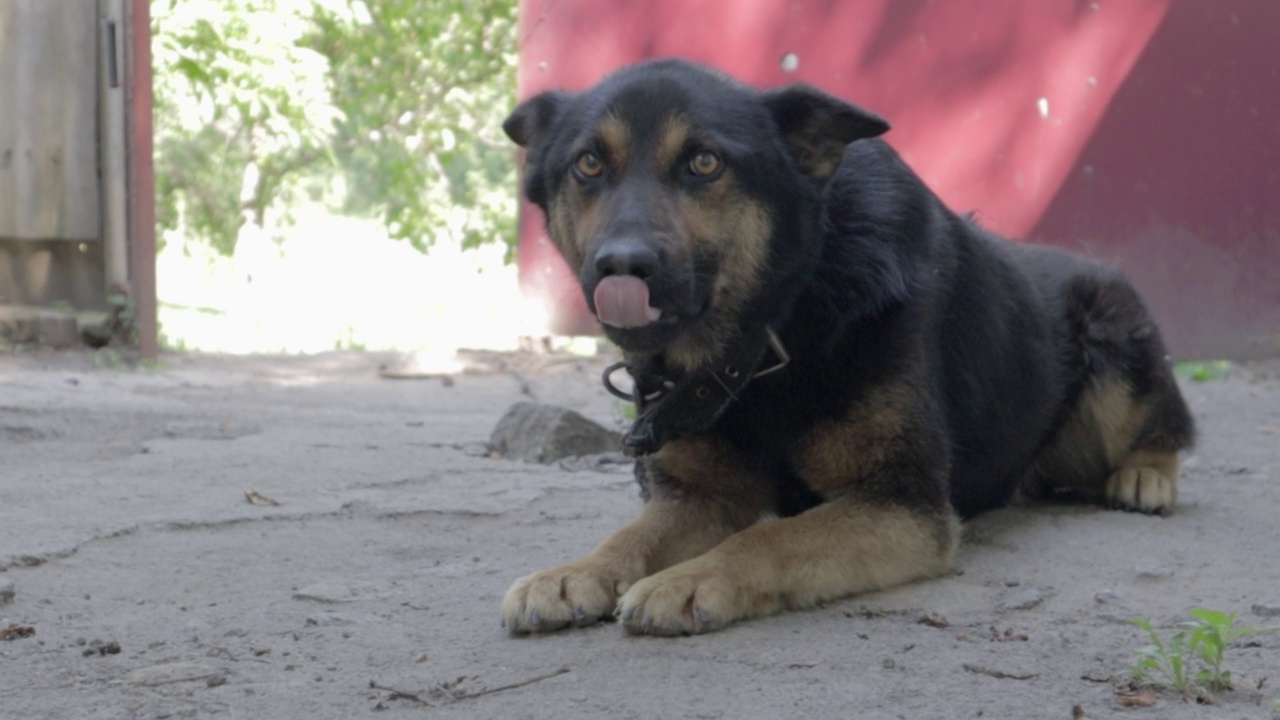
[593,276,663,328]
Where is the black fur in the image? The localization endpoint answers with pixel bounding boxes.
[507,58,1194,521]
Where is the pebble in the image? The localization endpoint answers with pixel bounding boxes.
[292,581,388,604]
[995,587,1046,612]
[0,579,14,605]
[1132,565,1174,580]
[1094,589,1125,605]
[1251,601,1280,618]
[125,662,220,687]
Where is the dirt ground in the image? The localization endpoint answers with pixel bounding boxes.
[1,349,1278,720]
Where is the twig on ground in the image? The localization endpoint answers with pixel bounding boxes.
[962,663,1038,680]
[451,666,570,701]
[369,666,570,707]
[369,681,432,707]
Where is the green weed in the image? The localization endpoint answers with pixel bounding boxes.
[1130,608,1268,694]
[1173,360,1231,382]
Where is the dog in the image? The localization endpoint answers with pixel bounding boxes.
[499,59,1195,636]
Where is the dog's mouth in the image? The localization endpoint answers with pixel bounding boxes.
[586,275,710,352]
[592,276,665,328]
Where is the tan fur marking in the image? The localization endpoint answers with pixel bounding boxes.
[649,436,777,530]
[786,132,843,179]
[597,115,630,174]
[501,498,734,633]
[1029,377,1153,496]
[663,195,772,374]
[617,500,960,635]
[547,184,602,270]
[654,115,691,170]
[792,384,914,496]
[1081,379,1151,466]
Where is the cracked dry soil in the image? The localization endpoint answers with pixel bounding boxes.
[1,350,1278,720]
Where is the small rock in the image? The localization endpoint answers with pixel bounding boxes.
[1251,601,1280,618]
[1133,565,1174,580]
[1094,589,1125,605]
[918,612,949,628]
[995,587,1046,612]
[82,639,121,657]
[292,581,388,604]
[882,658,895,669]
[125,662,220,686]
[488,402,621,464]
[0,579,14,605]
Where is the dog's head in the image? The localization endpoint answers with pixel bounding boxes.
[505,59,888,368]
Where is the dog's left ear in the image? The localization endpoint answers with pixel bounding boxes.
[762,85,890,181]
[503,91,571,149]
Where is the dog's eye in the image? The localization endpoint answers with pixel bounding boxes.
[574,152,604,178]
[689,152,721,177]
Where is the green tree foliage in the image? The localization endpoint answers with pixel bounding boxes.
[151,0,518,257]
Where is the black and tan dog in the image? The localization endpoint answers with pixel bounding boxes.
[499,59,1194,636]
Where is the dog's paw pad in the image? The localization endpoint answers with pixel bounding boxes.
[500,562,624,634]
[1105,465,1177,514]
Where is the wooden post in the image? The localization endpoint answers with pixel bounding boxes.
[126,0,157,358]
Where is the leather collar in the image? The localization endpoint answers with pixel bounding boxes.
[603,327,790,456]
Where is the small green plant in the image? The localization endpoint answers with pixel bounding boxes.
[1130,608,1268,694]
[1132,616,1195,692]
[1174,360,1231,382]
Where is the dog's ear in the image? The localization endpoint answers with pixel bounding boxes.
[503,91,571,149]
[762,85,890,181]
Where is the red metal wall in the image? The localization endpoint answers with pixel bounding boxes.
[514,0,1280,359]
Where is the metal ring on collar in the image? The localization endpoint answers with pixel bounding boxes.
[601,361,635,401]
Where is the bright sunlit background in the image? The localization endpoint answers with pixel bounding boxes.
[156,206,539,355]
[150,0,541,357]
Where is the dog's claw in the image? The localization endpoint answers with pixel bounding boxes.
[696,607,711,624]
[573,607,586,621]
[529,611,541,626]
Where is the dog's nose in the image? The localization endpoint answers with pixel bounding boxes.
[594,238,660,279]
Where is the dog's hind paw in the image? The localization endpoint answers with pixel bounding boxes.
[501,559,628,634]
[1105,463,1177,515]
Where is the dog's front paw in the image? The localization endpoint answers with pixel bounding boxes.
[616,559,741,636]
[501,559,629,634]
[1106,465,1177,514]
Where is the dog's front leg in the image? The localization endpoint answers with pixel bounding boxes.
[502,436,772,634]
[617,496,960,636]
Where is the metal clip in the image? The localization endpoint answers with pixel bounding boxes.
[751,327,791,379]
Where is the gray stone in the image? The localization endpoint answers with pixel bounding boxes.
[1094,588,1125,605]
[1251,601,1280,618]
[489,402,621,464]
[1133,565,1174,580]
[0,579,13,605]
[124,662,220,686]
[995,587,1046,612]
[292,580,389,604]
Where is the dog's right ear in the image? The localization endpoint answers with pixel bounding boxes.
[503,91,571,149]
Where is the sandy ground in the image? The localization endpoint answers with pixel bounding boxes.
[1,349,1278,720]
